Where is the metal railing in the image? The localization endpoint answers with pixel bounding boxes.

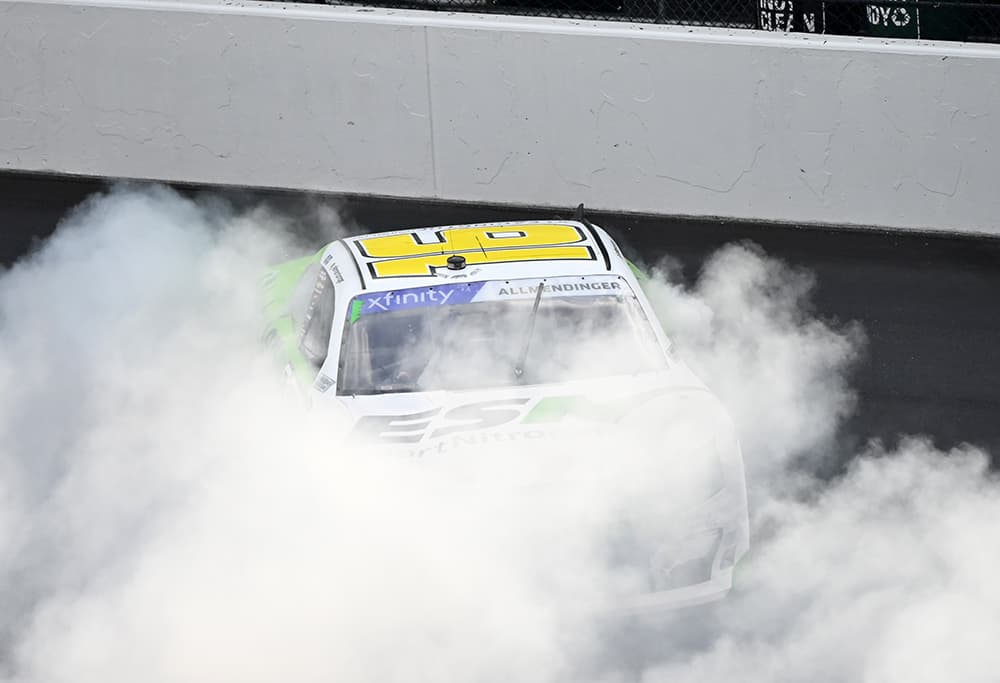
[305,0,1000,42]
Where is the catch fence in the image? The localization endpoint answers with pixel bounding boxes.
[310,0,1000,42]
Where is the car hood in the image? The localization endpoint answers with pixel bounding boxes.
[324,362,750,611]
[329,362,735,463]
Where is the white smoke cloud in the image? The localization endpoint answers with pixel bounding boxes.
[0,186,583,683]
[641,245,864,482]
[635,439,1000,683]
[0,186,995,682]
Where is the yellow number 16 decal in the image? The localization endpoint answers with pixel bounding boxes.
[355,224,596,278]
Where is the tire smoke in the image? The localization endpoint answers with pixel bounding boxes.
[0,186,994,682]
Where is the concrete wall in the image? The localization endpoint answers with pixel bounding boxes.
[2,0,999,234]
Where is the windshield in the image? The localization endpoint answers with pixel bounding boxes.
[337,276,667,395]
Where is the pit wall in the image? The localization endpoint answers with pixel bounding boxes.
[3,0,999,235]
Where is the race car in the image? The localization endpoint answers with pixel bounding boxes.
[261,207,749,613]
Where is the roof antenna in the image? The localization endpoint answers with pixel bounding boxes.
[574,203,595,230]
[573,202,610,272]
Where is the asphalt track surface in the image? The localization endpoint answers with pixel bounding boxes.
[2,172,998,464]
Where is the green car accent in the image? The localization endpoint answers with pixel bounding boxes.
[261,246,327,386]
[627,258,650,283]
[349,299,364,324]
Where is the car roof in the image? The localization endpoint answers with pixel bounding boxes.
[334,219,621,293]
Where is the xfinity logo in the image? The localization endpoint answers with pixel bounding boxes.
[365,288,455,312]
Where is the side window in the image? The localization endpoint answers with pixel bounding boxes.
[299,267,336,369]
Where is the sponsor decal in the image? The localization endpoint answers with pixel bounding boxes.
[426,398,531,440]
[297,269,331,339]
[314,374,335,393]
[497,281,621,297]
[350,389,669,445]
[323,254,345,283]
[329,263,345,284]
[353,224,597,278]
[347,277,629,324]
[351,282,486,321]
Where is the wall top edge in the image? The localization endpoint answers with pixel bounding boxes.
[7,0,1000,58]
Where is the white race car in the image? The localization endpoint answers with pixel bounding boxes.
[262,209,749,612]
